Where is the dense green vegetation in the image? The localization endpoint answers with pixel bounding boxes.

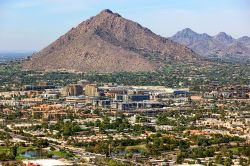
[0,62,249,91]
[190,134,244,146]
[87,116,155,134]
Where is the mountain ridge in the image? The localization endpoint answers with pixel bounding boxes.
[170,28,250,62]
[23,10,202,73]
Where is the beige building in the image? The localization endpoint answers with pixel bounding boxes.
[85,84,99,96]
[62,84,83,96]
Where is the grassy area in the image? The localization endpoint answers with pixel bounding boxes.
[15,156,31,160]
[230,147,240,155]
[0,146,9,153]
[49,150,74,158]
[96,158,131,166]
[17,146,37,154]
[125,144,147,153]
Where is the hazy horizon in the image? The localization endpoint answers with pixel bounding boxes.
[1,0,250,52]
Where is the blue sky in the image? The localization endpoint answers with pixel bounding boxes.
[0,0,250,52]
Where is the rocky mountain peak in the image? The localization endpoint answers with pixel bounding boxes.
[238,36,250,45]
[215,32,234,44]
[22,10,200,73]
[173,28,213,40]
[101,9,114,14]
[97,9,121,18]
[216,32,231,38]
[182,28,195,33]
[175,28,198,37]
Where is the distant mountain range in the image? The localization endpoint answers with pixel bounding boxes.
[170,28,250,63]
[22,9,201,73]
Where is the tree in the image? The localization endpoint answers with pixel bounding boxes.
[176,152,185,164]
[10,146,17,158]
[215,153,223,164]
[36,139,49,148]
[224,157,232,166]
[95,119,101,127]
[179,140,190,150]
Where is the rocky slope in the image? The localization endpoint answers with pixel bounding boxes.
[23,9,200,73]
[171,28,250,63]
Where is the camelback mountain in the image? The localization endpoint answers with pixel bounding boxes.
[23,9,200,72]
